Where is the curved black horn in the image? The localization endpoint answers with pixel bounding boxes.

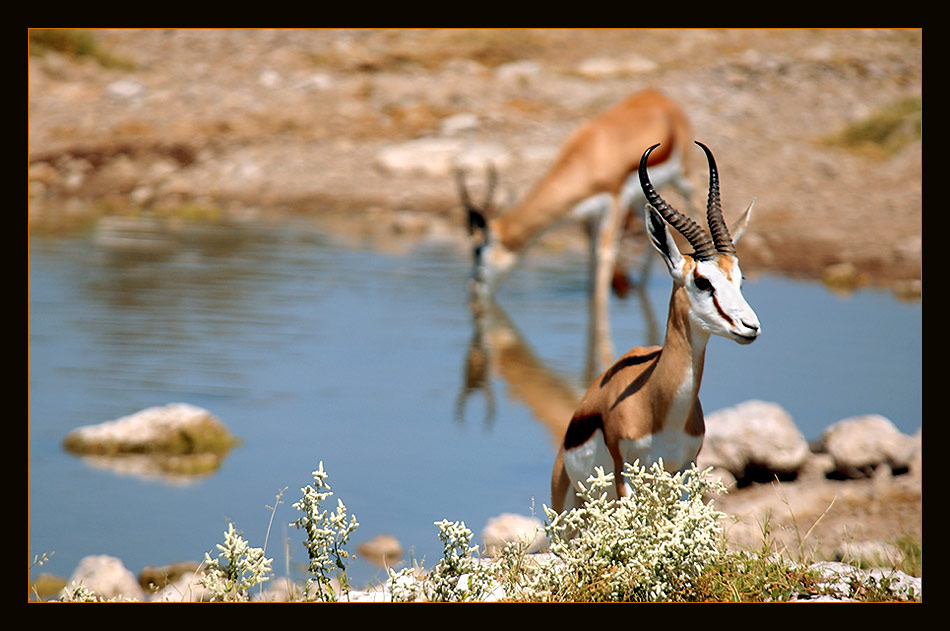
[455,167,475,212]
[456,164,498,237]
[639,144,716,259]
[482,163,498,210]
[455,164,498,211]
[695,141,735,255]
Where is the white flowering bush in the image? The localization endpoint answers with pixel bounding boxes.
[291,461,359,601]
[424,519,501,601]
[386,461,725,602]
[389,519,510,602]
[388,565,427,602]
[34,458,920,602]
[199,522,273,602]
[536,460,726,602]
[59,583,108,602]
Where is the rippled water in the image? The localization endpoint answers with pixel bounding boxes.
[28,215,921,590]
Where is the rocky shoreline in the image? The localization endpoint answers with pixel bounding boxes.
[37,553,922,602]
[32,399,922,602]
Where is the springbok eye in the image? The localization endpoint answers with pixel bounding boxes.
[694,276,713,292]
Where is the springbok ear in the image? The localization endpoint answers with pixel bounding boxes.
[644,204,684,277]
[729,199,754,245]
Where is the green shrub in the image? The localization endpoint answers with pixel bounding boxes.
[824,97,921,158]
[28,28,136,70]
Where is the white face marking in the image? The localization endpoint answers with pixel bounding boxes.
[686,257,760,344]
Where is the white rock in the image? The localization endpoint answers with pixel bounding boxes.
[495,60,542,82]
[63,403,236,455]
[698,400,810,478]
[482,513,547,557]
[441,112,480,135]
[822,414,918,476]
[807,561,920,602]
[63,555,146,601]
[576,54,658,79]
[258,69,281,88]
[150,571,212,602]
[374,138,511,178]
[295,72,335,91]
[106,79,145,100]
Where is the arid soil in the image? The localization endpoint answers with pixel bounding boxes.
[28,29,921,289]
[28,29,922,570]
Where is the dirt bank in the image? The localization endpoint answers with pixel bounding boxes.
[28,28,921,296]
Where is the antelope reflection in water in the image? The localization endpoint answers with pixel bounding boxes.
[455,280,661,445]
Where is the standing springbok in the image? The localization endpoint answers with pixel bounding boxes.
[551,141,760,513]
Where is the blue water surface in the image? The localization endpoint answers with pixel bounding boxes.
[28,216,921,591]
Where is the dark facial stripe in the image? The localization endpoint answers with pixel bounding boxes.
[712,293,735,327]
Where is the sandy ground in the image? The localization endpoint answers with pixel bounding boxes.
[29,28,921,291]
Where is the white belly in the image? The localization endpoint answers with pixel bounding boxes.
[619,429,703,475]
[569,192,613,224]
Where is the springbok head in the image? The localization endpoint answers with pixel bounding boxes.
[455,164,513,294]
[640,141,761,344]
